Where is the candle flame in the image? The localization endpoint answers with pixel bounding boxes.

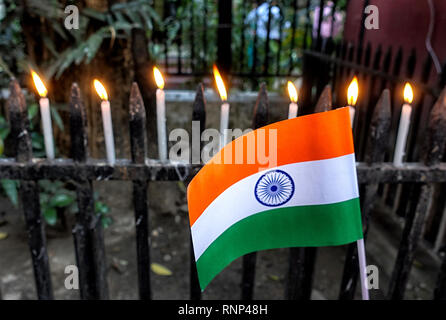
[31,70,48,97]
[94,79,108,101]
[287,81,298,103]
[403,82,413,104]
[153,66,165,90]
[347,76,359,106]
[213,64,227,101]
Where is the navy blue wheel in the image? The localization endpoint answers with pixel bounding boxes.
[254,170,295,207]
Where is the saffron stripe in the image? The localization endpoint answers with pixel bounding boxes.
[188,107,354,225]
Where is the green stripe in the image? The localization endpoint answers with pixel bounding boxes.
[196,198,363,290]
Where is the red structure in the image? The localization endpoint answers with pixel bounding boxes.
[343,0,446,84]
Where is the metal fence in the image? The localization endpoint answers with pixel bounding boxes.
[2,0,446,301]
[160,0,321,78]
[2,78,446,300]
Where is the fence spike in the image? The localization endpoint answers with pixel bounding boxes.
[192,83,206,132]
[423,88,446,165]
[392,47,403,76]
[69,83,109,300]
[130,82,147,163]
[191,83,206,166]
[129,82,151,300]
[287,87,331,299]
[241,82,270,300]
[7,79,53,300]
[314,85,332,113]
[365,89,392,164]
[406,48,417,78]
[252,82,269,129]
[389,86,446,299]
[364,43,372,67]
[8,79,32,161]
[189,83,207,300]
[70,83,88,162]
[339,89,392,300]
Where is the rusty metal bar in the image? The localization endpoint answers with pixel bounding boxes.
[388,87,446,299]
[189,83,206,300]
[70,83,109,300]
[7,80,53,300]
[2,160,446,184]
[241,83,269,300]
[129,83,151,300]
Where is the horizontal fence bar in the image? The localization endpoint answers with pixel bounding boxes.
[1,160,446,183]
[164,71,304,78]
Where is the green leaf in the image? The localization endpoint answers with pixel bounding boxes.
[0,137,3,156]
[0,116,9,141]
[1,179,18,207]
[139,9,152,30]
[144,5,162,26]
[39,192,50,206]
[95,201,109,215]
[50,107,64,131]
[123,8,142,27]
[31,132,44,150]
[50,21,68,40]
[81,8,107,22]
[101,215,112,229]
[43,207,57,226]
[28,104,38,121]
[49,193,74,208]
[84,32,105,64]
[42,35,59,57]
[39,180,63,193]
[68,202,79,214]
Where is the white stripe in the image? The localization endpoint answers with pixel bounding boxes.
[191,153,359,260]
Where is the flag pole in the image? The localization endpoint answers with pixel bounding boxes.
[356,238,369,300]
[346,78,369,300]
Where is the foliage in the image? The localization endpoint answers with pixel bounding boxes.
[170,0,217,73]
[0,0,164,82]
[0,0,25,87]
[44,0,164,79]
[0,94,111,228]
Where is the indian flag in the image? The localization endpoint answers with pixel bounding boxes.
[187,107,363,290]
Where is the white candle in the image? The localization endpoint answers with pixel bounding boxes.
[348,105,355,128]
[153,66,168,161]
[287,81,299,119]
[393,83,414,167]
[213,65,230,149]
[220,102,230,148]
[347,76,359,128]
[101,100,115,165]
[31,71,54,159]
[94,79,115,165]
[393,103,412,166]
[38,97,55,159]
[288,102,298,119]
[156,88,167,161]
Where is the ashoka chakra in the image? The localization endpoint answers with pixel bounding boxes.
[254,170,295,207]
